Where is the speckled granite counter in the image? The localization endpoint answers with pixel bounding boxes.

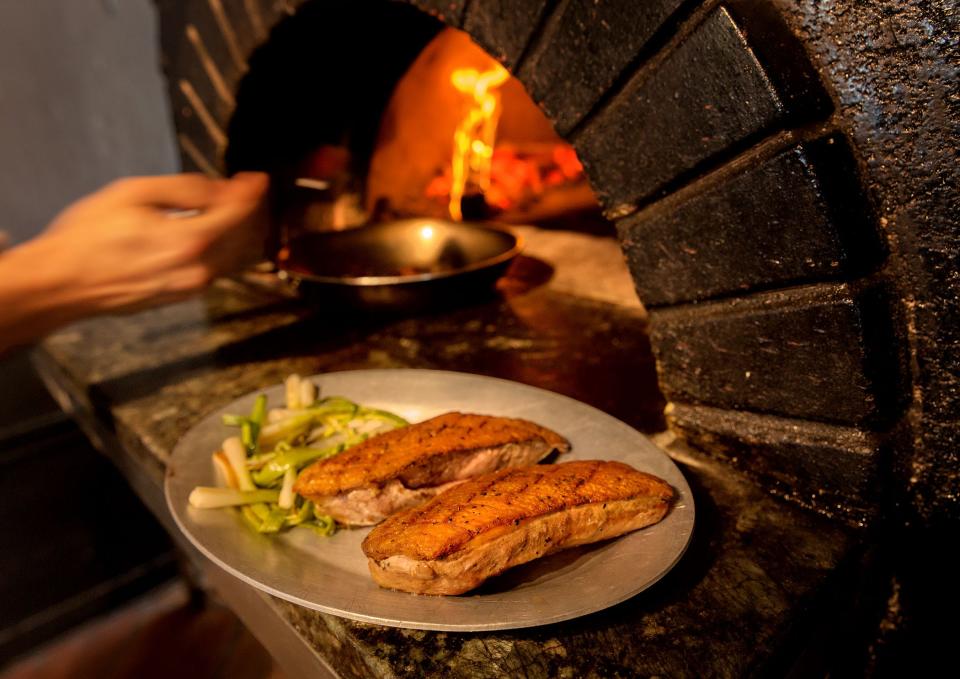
[33,230,860,677]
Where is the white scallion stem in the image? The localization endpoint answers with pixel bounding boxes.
[223,436,255,491]
[189,487,280,509]
[212,451,238,489]
[285,374,302,409]
[267,408,293,424]
[299,379,318,408]
[278,468,296,509]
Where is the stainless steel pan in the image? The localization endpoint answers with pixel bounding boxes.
[278,218,521,312]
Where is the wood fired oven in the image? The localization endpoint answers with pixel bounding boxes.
[153,0,958,545]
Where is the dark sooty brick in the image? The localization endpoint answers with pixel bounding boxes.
[463,0,548,69]
[668,403,885,524]
[158,0,247,93]
[618,134,885,306]
[517,0,687,135]
[649,282,904,427]
[170,85,224,171]
[725,0,833,123]
[575,7,784,212]
[409,0,467,26]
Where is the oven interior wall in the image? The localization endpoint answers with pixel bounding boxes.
[364,27,588,223]
[223,1,442,180]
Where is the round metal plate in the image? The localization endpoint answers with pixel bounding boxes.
[165,369,695,631]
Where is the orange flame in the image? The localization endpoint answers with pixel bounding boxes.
[447,63,509,221]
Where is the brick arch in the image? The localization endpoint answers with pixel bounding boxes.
[157,0,958,527]
[428,1,902,526]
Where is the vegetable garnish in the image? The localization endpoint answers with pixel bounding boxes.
[189,374,409,537]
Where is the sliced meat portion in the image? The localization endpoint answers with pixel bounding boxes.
[293,412,569,526]
[362,460,674,595]
[314,479,463,526]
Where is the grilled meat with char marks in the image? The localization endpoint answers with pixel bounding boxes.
[362,460,674,594]
[293,412,569,526]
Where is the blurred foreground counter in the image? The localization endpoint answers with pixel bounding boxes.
[34,227,860,678]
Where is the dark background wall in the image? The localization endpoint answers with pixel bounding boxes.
[0,0,177,434]
[0,0,177,247]
[0,0,179,664]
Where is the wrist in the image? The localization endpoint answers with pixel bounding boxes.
[0,235,92,338]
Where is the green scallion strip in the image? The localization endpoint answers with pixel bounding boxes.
[251,443,343,486]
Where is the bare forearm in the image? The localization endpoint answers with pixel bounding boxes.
[0,173,267,358]
[0,237,90,355]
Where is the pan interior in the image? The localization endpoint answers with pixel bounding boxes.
[283,219,518,283]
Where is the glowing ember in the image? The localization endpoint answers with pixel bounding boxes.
[427,143,585,215]
[426,64,586,220]
[447,63,510,221]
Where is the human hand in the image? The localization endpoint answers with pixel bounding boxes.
[30,172,270,314]
[0,172,270,355]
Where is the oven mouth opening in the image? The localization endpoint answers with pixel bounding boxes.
[224,4,611,244]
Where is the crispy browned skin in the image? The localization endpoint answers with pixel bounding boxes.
[293,412,569,499]
[363,460,674,563]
